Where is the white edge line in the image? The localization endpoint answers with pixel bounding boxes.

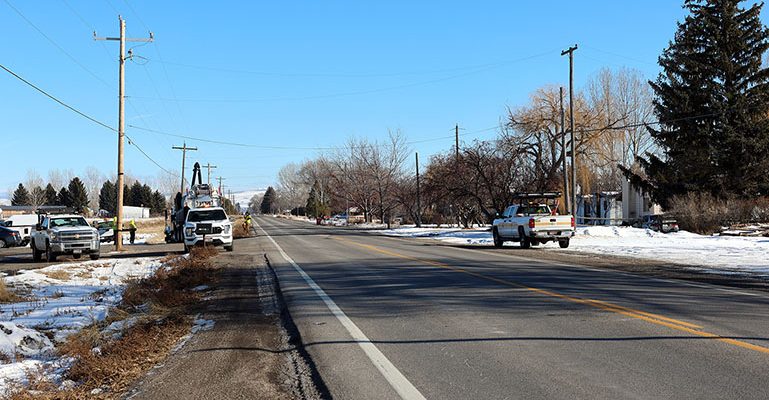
[256,221,426,400]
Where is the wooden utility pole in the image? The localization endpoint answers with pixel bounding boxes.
[455,124,460,161]
[172,142,198,195]
[216,176,226,196]
[94,16,152,252]
[202,163,217,186]
[415,152,422,228]
[560,86,570,214]
[561,44,578,219]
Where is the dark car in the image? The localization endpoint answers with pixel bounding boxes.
[645,215,680,233]
[0,226,22,248]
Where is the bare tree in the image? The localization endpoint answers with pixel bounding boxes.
[24,170,46,211]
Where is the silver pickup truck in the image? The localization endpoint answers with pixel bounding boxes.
[30,214,101,262]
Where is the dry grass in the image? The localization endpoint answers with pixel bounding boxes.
[9,245,222,400]
[231,217,252,239]
[41,270,71,281]
[0,279,22,303]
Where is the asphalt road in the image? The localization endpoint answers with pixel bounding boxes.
[256,215,769,400]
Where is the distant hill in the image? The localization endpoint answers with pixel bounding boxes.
[230,189,266,209]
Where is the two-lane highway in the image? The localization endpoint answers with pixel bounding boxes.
[256,216,769,399]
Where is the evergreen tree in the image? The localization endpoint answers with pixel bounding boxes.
[57,187,71,207]
[68,177,89,213]
[151,190,167,215]
[128,181,143,207]
[124,184,130,205]
[305,180,328,218]
[43,184,57,205]
[629,0,769,206]
[99,180,117,215]
[11,184,30,206]
[141,184,154,207]
[260,187,276,214]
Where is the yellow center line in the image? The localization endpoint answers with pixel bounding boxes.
[333,236,769,356]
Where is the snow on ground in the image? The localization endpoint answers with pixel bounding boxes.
[378,225,769,275]
[0,256,163,393]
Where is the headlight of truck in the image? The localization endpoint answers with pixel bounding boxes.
[223,224,231,234]
[50,232,58,241]
[185,227,194,237]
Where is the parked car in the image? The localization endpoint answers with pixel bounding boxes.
[645,215,680,233]
[1,214,38,246]
[96,221,115,242]
[0,226,22,248]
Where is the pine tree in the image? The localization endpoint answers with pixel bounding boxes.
[11,184,30,206]
[43,184,58,205]
[57,187,70,207]
[141,184,154,208]
[260,187,276,214]
[631,0,769,206]
[99,180,117,215]
[305,180,328,218]
[151,190,166,215]
[68,177,89,213]
[128,181,143,207]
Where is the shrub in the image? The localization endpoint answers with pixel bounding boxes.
[669,193,769,234]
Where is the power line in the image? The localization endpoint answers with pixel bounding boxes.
[0,63,177,177]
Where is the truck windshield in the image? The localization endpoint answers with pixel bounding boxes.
[50,217,89,227]
[187,209,227,222]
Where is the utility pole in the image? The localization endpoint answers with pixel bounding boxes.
[560,86,570,214]
[216,177,226,196]
[562,44,578,221]
[172,142,198,195]
[415,152,422,228]
[455,124,460,161]
[94,16,152,252]
[202,163,217,186]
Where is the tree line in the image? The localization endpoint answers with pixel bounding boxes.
[258,0,769,230]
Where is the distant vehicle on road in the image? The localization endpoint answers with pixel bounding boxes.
[492,192,575,249]
[645,215,680,233]
[30,214,100,262]
[0,226,22,248]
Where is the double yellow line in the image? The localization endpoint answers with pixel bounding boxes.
[334,236,769,356]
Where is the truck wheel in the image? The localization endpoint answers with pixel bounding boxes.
[90,253,101,260]
[31,240,42,262]
[45,242,57,262]
[518,227,531,249]
[559,239,570,249]
[224,244,234,252]
[183,244,190,254]
[492,228,503,248]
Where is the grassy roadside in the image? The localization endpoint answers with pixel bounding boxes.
[10,246,221,400]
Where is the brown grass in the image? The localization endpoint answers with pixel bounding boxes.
[232,217,251,239]
[9,245,222,399]
[0,279,23,303]
[41,270,71,281]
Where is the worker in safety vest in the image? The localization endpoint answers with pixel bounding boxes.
[129,219,137,244]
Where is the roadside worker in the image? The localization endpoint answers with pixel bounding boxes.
[243,212,252,233]
[111,216,118,243]
[129,219,137,244]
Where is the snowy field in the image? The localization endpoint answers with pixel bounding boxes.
[0,256,163,393]
[378,225,769,275]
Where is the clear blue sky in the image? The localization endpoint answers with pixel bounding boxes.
[3,1,757,195]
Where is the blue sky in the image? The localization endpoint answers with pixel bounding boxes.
[3,1,751,195]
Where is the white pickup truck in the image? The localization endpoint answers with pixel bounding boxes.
[492,199,575,249]
[183,207,233,252]
[30,214,101,262]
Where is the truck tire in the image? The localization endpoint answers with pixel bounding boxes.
[45,242,57,262]
[183,244,190,254]
[31,240,42,262]
[559,239,570,249]
[492,228,503,248]
[518,227,531,249]
[90,253,101,260]
[224,243,234,252]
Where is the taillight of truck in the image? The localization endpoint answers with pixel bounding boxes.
[571,217,575,228]
[528,218,535,229]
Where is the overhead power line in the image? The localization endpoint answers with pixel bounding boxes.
[0,63,177,177]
